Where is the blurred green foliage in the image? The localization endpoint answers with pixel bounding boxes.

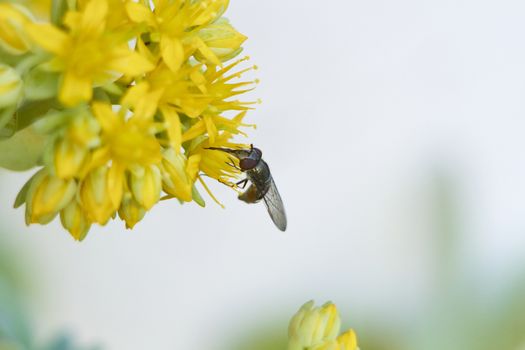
[359,172,525,350]
[228,172,525,350]
[0,232,100,350]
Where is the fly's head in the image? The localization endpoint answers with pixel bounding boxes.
[206,144,262,171]
[239,145,262,171]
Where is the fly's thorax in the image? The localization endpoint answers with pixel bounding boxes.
[246,159,271,197]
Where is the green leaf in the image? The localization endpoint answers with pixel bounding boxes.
[13,99,58,131]
[13,172,38,208]
[0,127,46,171]
[23,68,59,101]
[0,107,15,131]
[51,0,68,27]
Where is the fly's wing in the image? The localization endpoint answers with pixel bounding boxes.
[263,177,287,231]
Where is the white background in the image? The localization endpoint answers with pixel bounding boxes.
[2,0,525,348]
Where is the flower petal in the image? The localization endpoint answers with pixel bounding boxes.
[59,71,92,106]
[91,102,118,132]
[161,36,184,72]
[160,105,182,153]
[81,0,108,34]
[25,23,69,55]
[125,2,154,24]
[108,47,155,76]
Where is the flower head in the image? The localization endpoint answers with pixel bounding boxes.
[4,0,259,240]
[288,301,359,350]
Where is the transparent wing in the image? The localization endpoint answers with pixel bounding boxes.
[263,177,287,231]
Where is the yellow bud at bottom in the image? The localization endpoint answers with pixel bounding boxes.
[118,194,146,229]
[80,167,117,225]
[336,330,358,350]
[130,165,161,210]
[60,200,91,241]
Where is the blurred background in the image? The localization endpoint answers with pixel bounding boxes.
[2,0,525,349]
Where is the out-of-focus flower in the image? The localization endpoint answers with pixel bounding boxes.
[0,3,33,55]
[23,0,52,19]
[288,301,359,350]
[25,0,154,106]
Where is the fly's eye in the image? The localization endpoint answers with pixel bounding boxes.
[240,158,258,170]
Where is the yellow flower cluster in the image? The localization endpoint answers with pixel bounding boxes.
[1,0,257,240]
[288,301,359,350]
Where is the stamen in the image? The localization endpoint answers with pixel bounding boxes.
[198,176,225,208]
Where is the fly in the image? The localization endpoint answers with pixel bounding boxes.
[206,144,287,231]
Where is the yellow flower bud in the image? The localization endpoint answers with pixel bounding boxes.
[196,19,247,62]
[0,3,33,55]
[336,330,358,350]
[130,165,161,210]
[288,301,341,350]
[79,166,117,225]
[161,149,201,202]
[288,302,359,350]
[25,169,77,225]
[0,64,23,110]
[54,138,91,179]
[118,192,146,229]
[60,199,91,241]
[52,110,100,178]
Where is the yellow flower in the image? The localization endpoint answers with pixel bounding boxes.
[25,0,154,106]
[125,0,234,72]
[75,101,162,223]
[188,131,243,183]
[0,3,33,55]
[123,56,256,154]
[184,57,259,143]
[288,301,359,350]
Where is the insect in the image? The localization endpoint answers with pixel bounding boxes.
[206,144,287,231]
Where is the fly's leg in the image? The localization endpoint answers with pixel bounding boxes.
[225,157,241,171]
[236,178,249,189]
